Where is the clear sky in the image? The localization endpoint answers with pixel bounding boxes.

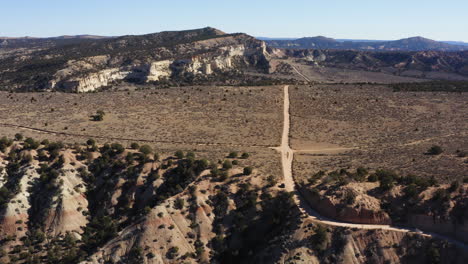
[2,0,468,41]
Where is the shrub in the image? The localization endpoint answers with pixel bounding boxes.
[111,143,124,154]
[367,174,378,182]
[427,145,443,155]
[14,133,23,141]
[448,181,460,193]
[210,167,220,177]
[228,151,238,158]
[174,198,185,210]
[219,171,228,181]
[243,167,253,175]
[312,224,328,251]
[167,247,179,259]
[91,110,105,121]
[241,152,250,159]
[267,175,277,186]
[344,190,356,205]
[432,189,449,202]
[23,137,40,149]
[175,150,184,159]
[0,136,13,152]
[86,139,96,146]
[153,152,160,161]
[186,151,195,159]
[403,184,419,199]
[139,145,153,156]
[356,167,368,177]
[222,160,232,170]
[375,169,398,191]
[130,143,139,149]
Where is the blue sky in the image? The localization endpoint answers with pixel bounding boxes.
[2,0,468,41]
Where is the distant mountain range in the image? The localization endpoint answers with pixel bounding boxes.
[0,35,112,50]
[262,36,468,51]
[1,28,468,92]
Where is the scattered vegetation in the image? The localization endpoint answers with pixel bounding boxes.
[391,81,468,92]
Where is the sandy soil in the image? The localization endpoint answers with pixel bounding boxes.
[0,85,283,148]
[276,85,467,249]
[289,84,467,182]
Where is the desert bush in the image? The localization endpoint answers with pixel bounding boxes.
[219,171,228,181]
[356,167,368,177]
[210,166,220,177]
[91,110,105,121]
[130,143,139,149]
[432,189,449,202]
[0,136,13,152]
[344,190,356,205]
[14,133,23,141]
[403,184,419,199]
[222,160,232,170]
[175,150,184,159]
[375,169,398,191]
[243,167,253,175]
[266,175,277,187]
[86,138,96,146]
[167,247,179,259]
[427,145,443,155]
[228,151,238,158]
[311,224,328,251]
[174,198,185,210]
[241,152,250,159]
[448,181,460,193]
[186,151,195,159]
[139,145,152,156]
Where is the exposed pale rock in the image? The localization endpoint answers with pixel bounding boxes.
[147,60,172,81]
[43,164,88,236]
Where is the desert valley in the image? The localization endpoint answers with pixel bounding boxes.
[0,25,467,264]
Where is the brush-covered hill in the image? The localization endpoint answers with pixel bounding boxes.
[281,49,468,78]
[0,27,273,92]
[1,135,467,264]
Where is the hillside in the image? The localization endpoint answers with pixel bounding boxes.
[2,28,468,92]
[280,49,468,79]
[0,135,467,263]
[266,36,468,51]
[0,27,273,92]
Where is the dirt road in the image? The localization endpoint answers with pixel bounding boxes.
[290,65,311,82]
[275,85,467,249]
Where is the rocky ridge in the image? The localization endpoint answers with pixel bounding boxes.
[0,28,273,92]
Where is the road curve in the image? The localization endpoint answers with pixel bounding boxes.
[275,85,468,249]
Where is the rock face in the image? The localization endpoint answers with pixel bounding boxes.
[1,142,466,264]
[52,68,129,93]
[0,27,273,92]
[51,42,269,92]
[408,214,468,244]
[299,186,392,225]
[284,49,468,79]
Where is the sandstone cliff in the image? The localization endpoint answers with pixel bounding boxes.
[0,27,273,92]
